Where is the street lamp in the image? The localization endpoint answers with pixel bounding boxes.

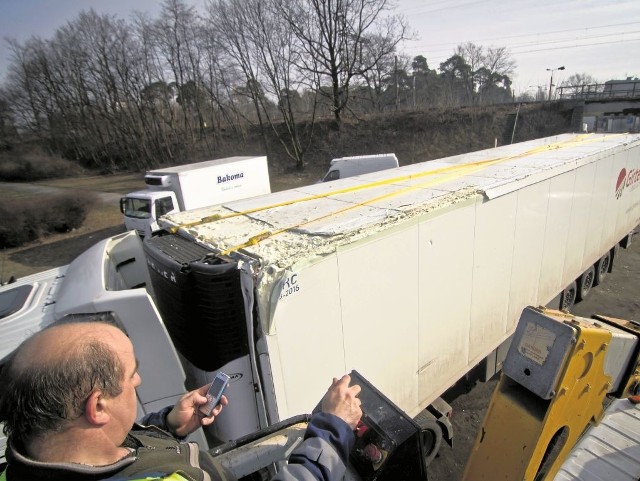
[546,66,565,101]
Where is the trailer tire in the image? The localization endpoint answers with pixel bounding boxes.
[594,252,611,286]
[576,266,595,301]
[414,410,443,466]
[560,281,577,311]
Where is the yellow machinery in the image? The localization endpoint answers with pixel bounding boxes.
[463,306,640,481]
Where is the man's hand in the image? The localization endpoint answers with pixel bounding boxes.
[166,384,228,437]
[321,374,362,430]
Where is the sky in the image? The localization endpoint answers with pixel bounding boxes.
[0,0,638,97]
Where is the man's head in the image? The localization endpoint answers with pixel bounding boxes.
[0,321,141,447]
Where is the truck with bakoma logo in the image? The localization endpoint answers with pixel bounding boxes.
[120,156,271,237]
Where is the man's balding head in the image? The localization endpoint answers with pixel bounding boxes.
[14,322,123,369]
[0,321,127,445]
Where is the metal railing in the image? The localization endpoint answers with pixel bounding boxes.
[557,81,640,100]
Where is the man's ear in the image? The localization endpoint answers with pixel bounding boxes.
[85,390,109,426]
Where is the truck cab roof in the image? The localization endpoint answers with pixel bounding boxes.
[148,156,263,175]
[124,190,174,200]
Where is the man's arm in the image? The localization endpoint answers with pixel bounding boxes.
[138,405,175,433]
[272,375,362,481]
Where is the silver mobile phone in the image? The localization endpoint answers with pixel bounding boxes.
[200,372,230,416]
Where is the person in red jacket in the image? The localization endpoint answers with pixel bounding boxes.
[0,321,362,481]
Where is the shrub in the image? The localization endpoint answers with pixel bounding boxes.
[0,191,97,248]
[0,207,33,247]
[0,150,83,182]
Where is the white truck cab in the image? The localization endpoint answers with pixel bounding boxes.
[120,190,179,237]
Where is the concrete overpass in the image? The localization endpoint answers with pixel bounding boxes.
[557,79,640,133]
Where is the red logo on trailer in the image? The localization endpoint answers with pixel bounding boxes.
[616,168,640,199]
[616,169,627,199]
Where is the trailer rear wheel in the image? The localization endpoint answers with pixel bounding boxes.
[413,410,443,466]
[576,266,595,301]
[560,281,577,311]
[594,252,611,286]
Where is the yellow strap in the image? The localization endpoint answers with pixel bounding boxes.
[181,133,618,254]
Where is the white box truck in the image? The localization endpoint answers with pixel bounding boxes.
[120,156,271,237]
[320,153,399,182]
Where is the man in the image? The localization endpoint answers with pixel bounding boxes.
[0,321,362,480]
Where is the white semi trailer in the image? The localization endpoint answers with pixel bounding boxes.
[1,133,639,462]
[144,132,639,441]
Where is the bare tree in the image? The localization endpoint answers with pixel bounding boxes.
[454,42,483,104]
[244,0,317,170]
[277,0,409,126]
[477,46,516,104]
[559,73,599,98]
[154,0,202,143]
[0,88,18,149]
[133,12,185,162]
[209,0,321,170]
[357,34,400,111]
[484,47,516,79]
[207,0,272,155]
[196,22,240,135]
[562,73,598,87]
[65,10,150,169]
[5,39,51,138]
[4,9,195,170]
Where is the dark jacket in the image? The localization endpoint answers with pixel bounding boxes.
[2,412,354,481]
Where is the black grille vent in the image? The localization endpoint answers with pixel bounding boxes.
[144,232,249,371]
[145,176,163,186]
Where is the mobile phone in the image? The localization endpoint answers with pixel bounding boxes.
[200,372,230,416]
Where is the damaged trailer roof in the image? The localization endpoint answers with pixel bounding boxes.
[161,133,639,267]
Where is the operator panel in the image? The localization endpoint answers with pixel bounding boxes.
[346,370,427,480]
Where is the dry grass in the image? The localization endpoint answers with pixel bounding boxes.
[0,173,143,281]
[0,148,83,181]
[37,173,144,193]
[0,200,125,282]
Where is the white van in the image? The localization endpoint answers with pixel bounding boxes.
[320,153,399,182]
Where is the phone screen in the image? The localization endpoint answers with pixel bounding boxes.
[209,376,226,398]
[200,373,229,416]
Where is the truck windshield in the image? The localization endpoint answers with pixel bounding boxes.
[0,285,33,320]
[122,198,151,219]
[322,170,340,182]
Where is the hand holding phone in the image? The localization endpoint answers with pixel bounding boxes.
[199,372,230,417]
